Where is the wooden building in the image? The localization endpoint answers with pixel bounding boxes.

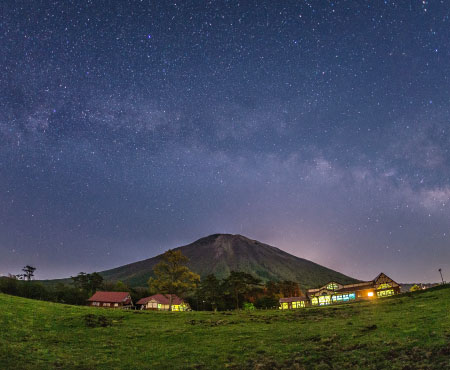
[136,294,189,311]
[87,291,133,309]
[279,296,308,310]
[279,272,400,308]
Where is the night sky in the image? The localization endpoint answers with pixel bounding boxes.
[1,1,449,282]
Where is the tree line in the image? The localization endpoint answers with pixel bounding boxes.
[0,250,304,310]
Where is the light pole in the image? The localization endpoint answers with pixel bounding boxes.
[438,268,444,285]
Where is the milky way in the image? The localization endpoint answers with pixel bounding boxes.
[1,1,449,282]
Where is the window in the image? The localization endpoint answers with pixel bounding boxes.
[292,301,305,308]
[311,297,318,306]
[367,292,374,297]
[114,303,119,307]
[349,293,356,300]
[318,296,331,305]
[92,302,100,306]
[377,289,394,297]
[327,283,339,290]
[103,303,110,307]
[377,283,392,290]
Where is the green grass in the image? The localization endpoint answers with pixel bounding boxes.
[1,286,450,369]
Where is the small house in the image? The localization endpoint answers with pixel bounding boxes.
[279,296,308,310]
[136,294,189,311]
[87,291,133,309]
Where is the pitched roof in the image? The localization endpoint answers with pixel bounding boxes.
[136,294,184,305]
[87,291,131,303]
[279,296,308,303]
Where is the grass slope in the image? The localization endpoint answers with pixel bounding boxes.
[1,286,450,369]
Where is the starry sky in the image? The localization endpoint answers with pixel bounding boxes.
[1,0,449,282]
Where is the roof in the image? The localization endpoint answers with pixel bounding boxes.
[87,291,131,303]
[279,296,308,303]
[136,294,184,305]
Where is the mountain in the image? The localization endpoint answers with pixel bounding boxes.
[97,234,358,288]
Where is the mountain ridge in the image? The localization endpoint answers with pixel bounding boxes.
[96,234,359,288]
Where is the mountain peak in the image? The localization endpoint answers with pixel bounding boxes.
[98,234,359,288]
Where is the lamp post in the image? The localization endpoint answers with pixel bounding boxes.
[438,268,444,285]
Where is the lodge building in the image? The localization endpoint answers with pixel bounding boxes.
[136,294,189,311]
[279,272,400,309]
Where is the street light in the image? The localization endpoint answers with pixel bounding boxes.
[438,268,444,285]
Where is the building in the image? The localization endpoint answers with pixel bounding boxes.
[279,272,400,308]
[279,296,308,310]
[87,291,133,308]
[136,294,189,311]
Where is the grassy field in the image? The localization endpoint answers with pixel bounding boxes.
[1,286,450,369]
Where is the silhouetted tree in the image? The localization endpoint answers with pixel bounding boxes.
[71,272,104,294]
[199,274,223,311]
[222,271,261,310]
[148,249,200,310]
[21,265,36,281]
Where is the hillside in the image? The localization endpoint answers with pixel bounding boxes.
[97,234,357,288]
[1,286,450,369]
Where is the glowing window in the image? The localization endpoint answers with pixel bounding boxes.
[311,297,318,305]
[349,293,356,300]
[377,289,394,297]
[292,301,305,308]
[377,283,392,290]
[327,283,339,290]
[342,294,349,301]
[368,292,374,297]
[318,296,331,305]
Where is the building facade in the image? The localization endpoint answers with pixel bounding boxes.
[279,273,400,309]
[136,294,189,311]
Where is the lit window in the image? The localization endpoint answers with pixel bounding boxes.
[349,293,356,300]
[368,292,374,297]
[377,289,394,297]
[377,283,392,290]
[311,297,318,305]
[318,296,331,305]
[327,283,339,290]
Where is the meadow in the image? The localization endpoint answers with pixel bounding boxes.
[1,285,449,369]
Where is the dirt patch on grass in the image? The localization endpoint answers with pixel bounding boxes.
[84,314,114,327]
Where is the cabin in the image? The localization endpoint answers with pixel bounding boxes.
[87,291,133,309]
[279,272,400,308]
[279,296,308,310]
[136,294,189,311]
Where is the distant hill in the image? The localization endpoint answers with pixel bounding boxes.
[93,234,358,288]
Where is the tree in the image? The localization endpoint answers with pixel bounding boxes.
[222,271,261,310]
[148,250,200,310]
[71,272,104,294]
[199,274,223,311]
[21,265,36,281]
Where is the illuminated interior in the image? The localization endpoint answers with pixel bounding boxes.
[318,295,331,305]
[292,301,305,308]
[331,293,356,302]
[326,283,339,290]
[368,292,374,297]
[377,283,392,290]
[311,297,318,305]
[377,289,394,297]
